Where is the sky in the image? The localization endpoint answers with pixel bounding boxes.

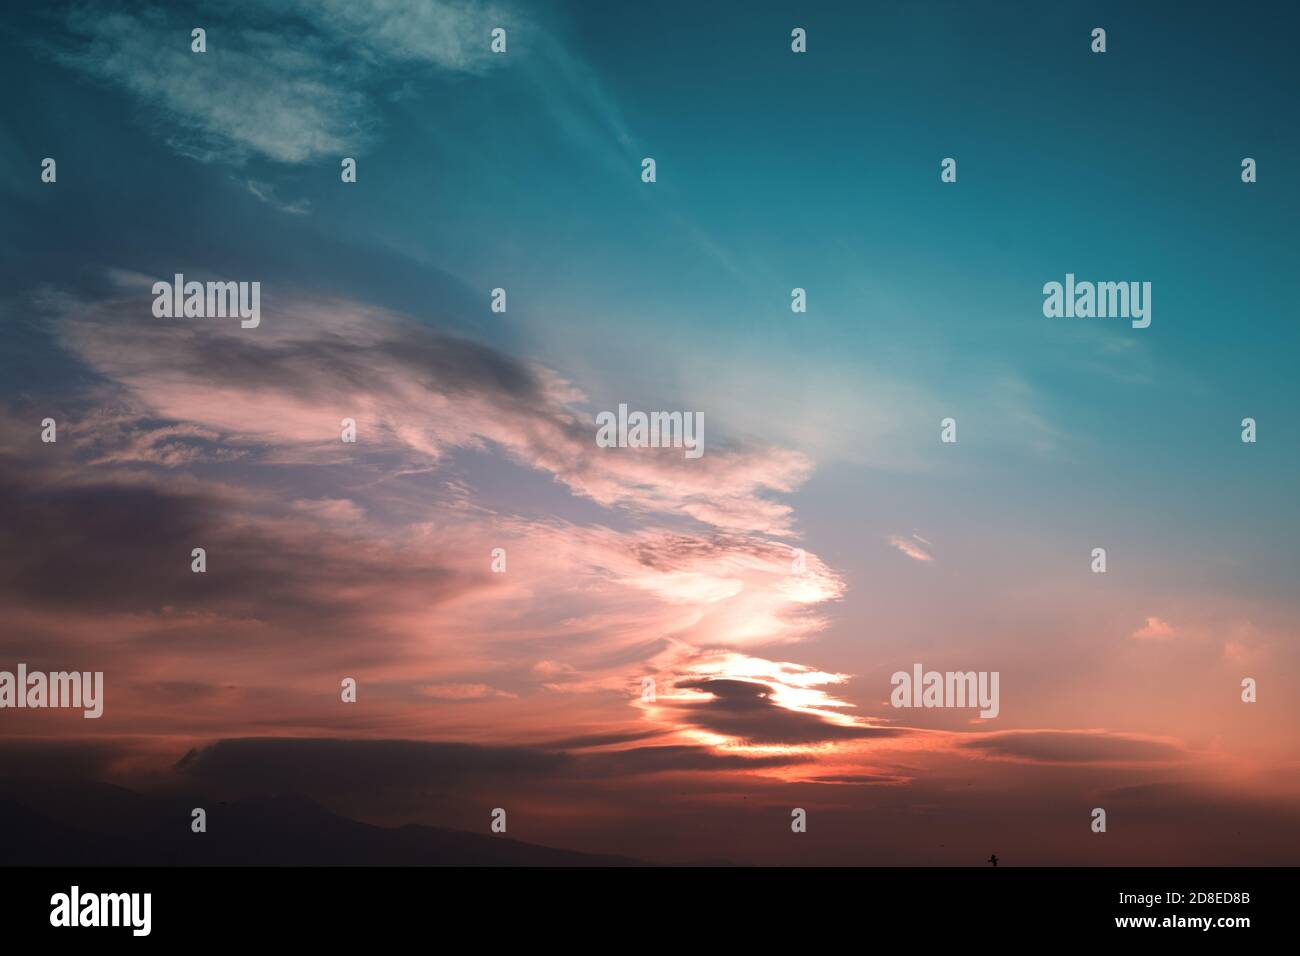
[0,0,1298,865]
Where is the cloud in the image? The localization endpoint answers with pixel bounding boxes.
[531,660,575,679]
[301,0,511,72]
[177,737,569,791]
[0,280,847,750]
[576,745,798,776]
[887,533,934,563]
[667,678,904,746]
[421,683,515,700]
[1132,616,1176,641]
[51,1,509,164]
[244,179,311,215]
[533,730,664,751]
[959,730,1185,765]
[56,287,814,535]
[81,418,245,468]
[0,449,468,628]
[54,10,369,163]
[174,737,799,798]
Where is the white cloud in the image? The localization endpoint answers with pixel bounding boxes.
[54,1,510,165]
[303,0,509,72]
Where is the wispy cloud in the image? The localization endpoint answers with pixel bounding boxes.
[55,10,367,163]
[303,0,512,72]
[888,532,934,563]
[244,179,311,215]
[51,1,510,164]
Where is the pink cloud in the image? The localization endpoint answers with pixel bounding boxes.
[421,683,516,700]
[887,533,934,563]
[56,289,810,535]
[0,284,852,750]
[1132,616,1176,641]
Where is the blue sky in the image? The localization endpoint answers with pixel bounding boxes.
[3,0,1297,640]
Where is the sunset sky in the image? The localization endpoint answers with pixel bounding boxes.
[1,0,1298,865]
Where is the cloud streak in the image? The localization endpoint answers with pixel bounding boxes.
[52,1,510,164]
[888,533,934,563]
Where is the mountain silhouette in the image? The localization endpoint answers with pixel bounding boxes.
[0,778,639,866]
